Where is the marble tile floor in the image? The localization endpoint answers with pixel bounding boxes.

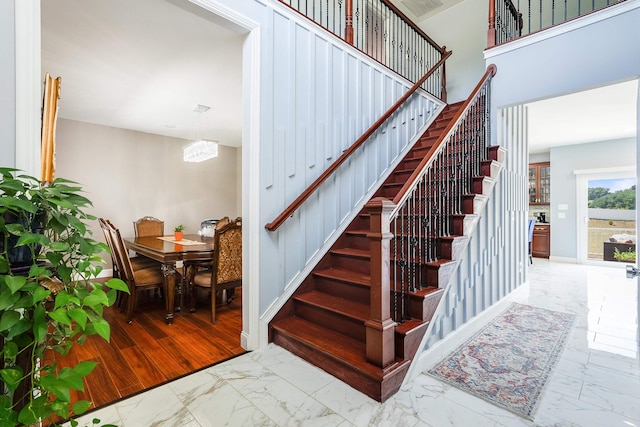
[72,259,640,426]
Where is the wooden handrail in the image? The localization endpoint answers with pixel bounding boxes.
[391,64,498,209]
[265,50,453,232]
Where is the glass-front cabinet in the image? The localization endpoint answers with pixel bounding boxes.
[529,162,550,205]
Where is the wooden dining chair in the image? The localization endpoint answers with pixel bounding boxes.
[106,220,166,323]
[133,216,164,237]
[187,217,242,323]
[99,218,158,273]
[183,216,232,276]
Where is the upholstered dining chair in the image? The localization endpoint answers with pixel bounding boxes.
[187,217,242,323]
[183,216,232,276]
[133,216,164,237]
[104,220,166,323]
[215,216,230,230]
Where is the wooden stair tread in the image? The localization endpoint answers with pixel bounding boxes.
[330,247,370,259]
[295,290,369,321]
[410,286,444,298]
[314,268,371,287]
[271,316,389,379]
[424,258,456,268]
[395,318,427,336]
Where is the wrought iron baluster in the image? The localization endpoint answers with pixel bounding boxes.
[409,188,416,295]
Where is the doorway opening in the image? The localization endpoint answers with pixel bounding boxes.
[38,0,260,413]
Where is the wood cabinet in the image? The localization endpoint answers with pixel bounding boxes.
[529,162,550,205]
[532,224,550,258]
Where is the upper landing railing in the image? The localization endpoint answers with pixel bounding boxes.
[278,0,449,100]
[488,0,627,46]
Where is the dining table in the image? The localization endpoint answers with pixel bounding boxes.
[123,234,215,324]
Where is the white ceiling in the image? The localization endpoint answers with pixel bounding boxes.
[41,0,245,147]
[526,79,638,154]
[42,0,637,153]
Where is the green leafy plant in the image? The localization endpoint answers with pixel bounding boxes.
[0,168,128,426]
[174,224,185,232]
[613,247,636,262]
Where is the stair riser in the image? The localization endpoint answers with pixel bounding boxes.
[391,261,457,288]
[392,265,438,287]
[408,288,444,321]
[481,160,502,179]
[294,302,366,342]
[400,158,421,170]
[418,135,438,147]
[395,321,429,360]
[451,215,479,236]
[439,236,469,261]
[351,215,371,231]
[463,194,488,214]
[336,233,369,251]
[389,170,413,184]
[379,185,401,199]
[488,145,507,163]
[425,261,458,289]
[314,276,370,303]
[331,253,371,274]
[473,176,495,195]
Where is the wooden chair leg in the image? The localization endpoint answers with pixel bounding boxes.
[126,290,136,323]
[189,285,197,313]
[210,287,217,323]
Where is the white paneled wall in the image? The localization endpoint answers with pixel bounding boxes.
[424,104,529,347]
[251,2,444,316]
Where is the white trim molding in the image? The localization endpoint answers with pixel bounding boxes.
[189,0,261,351]
[14,0,40,176]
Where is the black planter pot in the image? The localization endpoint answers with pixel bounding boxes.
[0,209,48,268]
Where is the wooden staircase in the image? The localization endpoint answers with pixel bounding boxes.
[269,101,506,401]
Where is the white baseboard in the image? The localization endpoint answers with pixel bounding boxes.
[98,268,113,278]
[548,256,577,263]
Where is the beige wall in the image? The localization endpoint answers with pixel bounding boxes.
[55,118,239,270]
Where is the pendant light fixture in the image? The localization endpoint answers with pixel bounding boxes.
[184,104,218,162]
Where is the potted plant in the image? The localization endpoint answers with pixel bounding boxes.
[0,168,128,427]
[613,247,636,263]
[174,225,185,241]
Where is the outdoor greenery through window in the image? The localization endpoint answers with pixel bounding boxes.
[587,178,636,262]
[588,185,636,209]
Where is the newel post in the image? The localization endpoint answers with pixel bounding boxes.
[345,0,354,45]
[364,197,397,368]
[487,0,497,47]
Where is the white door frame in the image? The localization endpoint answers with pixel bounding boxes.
[575,166,636,266]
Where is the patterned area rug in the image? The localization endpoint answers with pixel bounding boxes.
[427,303,576,419]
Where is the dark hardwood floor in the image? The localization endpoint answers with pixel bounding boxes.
[47,286,244,416]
